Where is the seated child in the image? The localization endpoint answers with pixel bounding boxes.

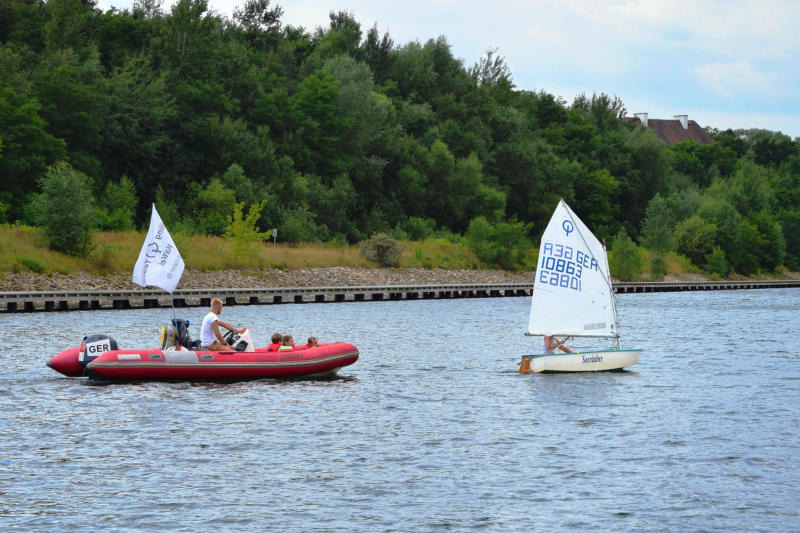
[277,335,295,351]
[306,336,318,348]
[267,333,283,352]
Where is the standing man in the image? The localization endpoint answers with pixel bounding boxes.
[200,298,245,352]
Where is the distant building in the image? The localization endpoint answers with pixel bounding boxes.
[628,113,715,146]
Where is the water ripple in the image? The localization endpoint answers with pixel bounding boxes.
[0,290,799,530]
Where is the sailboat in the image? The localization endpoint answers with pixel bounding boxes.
[520,199,642,373]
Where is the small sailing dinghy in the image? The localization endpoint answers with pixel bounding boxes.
[520,199,642,373]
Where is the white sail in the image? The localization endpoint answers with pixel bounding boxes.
[527,199,617,338]
[132,204,184,294]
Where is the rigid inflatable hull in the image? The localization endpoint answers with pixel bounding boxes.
[47,347,84,377]
[49,343,358,381]
[528,348,641,373]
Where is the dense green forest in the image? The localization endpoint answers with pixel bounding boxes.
[1,0,799,275]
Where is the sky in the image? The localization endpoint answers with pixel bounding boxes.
[96,0,800,138]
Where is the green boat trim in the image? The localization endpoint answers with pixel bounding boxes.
[523,348,644,359]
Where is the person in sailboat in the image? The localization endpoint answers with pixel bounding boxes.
[200,298,246,352]
[543,335,573,354]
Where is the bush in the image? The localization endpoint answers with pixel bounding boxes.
[705,247,730,277]
[466,216,532,270]
[192,178,236,235]
[199,212,229,236]
[225,201,269,256]
[281,207,325,242]
[18,256,47,273]
[31,162,95,257]
[398,217,436,241]
[91,244,121,273]
[95,176,137,231]
[609,228,641,281]
[674,215,717,267]
[649,253,666,281]
[359,232,403,267]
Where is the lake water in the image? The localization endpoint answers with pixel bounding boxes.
[1,289,798,531]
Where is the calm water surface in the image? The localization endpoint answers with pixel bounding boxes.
[0,289,798,531]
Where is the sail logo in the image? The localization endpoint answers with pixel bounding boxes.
[562,219,574,236]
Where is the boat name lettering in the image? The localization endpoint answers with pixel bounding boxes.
[581,354,604,364]
[280,353,304,361]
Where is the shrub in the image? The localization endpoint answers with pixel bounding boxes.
[225,201,269,256]
[95,176,138,231]
[609,228,641,281]
[31,161,95,257]
[705,247,730,277]
[18,256,47,273]
[192,178,236,235]
[91,244,121,273]
[328,233,348,246]
[649,253,666,281]
[674,215,717,267]
[155,186,182,229]
[199,212,229,236]
[398,217,436,241]
[281,207,324,242]
[359,232,403,267]
[465,216,532,270]
[388,226,409,241]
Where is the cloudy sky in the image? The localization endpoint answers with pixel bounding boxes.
[97,0,800,137]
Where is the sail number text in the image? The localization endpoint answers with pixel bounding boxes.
[538,242,599,292]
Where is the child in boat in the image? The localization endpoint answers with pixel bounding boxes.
[277,335,295,351]
[544,335,573,354]
[267,333,283,352]
[306,336,318,349]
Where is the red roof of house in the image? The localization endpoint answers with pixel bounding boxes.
[629,117,715,146]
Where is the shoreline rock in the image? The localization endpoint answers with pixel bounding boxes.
[1,267,797,292]
[0,267,536,292]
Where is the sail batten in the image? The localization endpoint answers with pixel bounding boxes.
[527,199,617,338]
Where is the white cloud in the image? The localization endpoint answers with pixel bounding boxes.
[693,60,775,99]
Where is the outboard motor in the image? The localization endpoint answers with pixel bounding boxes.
[163,319,201,350]
[79,334,118,366]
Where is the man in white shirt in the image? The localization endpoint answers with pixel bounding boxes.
[200,298,245,352]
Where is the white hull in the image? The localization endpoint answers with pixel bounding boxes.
[526,349,641,373]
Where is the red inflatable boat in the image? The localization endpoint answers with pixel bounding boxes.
[47,328,358,381]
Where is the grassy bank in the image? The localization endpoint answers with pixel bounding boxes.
[3,224,777,280]
[0,225,489,275]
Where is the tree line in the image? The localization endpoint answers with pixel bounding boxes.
[1,0,798,274]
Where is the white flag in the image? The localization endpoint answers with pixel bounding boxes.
[132,204,184,293]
